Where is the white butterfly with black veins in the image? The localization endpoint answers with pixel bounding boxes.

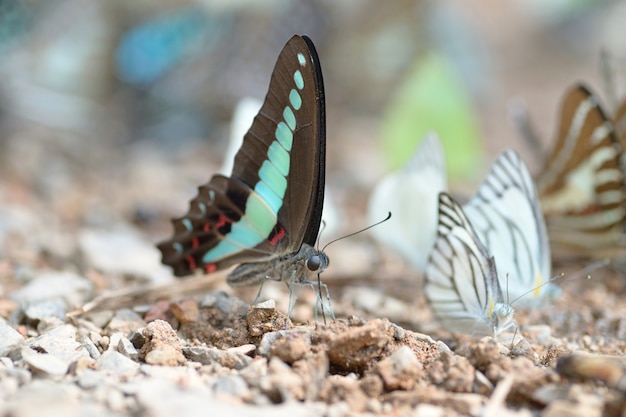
[425,192,516,336]
[463,150,557,309]
[368,132,446,271]
[425,150,554,335]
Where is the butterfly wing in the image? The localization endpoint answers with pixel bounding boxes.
[463,150,555,308]
[424,193,512,335]
[615,99,626,145]
[368,132,447,271]
[158,35,325,276]
[537,84,626,251]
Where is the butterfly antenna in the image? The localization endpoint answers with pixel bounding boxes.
[556,258,610,286]
[509,259,609,307]
[321,212,392,251]
[600,49,617,110]
[507,97,546,165]
[509,273,565,307]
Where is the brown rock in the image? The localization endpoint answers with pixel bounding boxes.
[324,318,395,373]
[169,298,199,323]
[139,320,185,366]
[373,346,423,391]
[269,331,310,364]
[320,374,369,412]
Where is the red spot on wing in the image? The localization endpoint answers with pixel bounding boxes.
[216,214,230,230]
[204,263,217,274]
[203,223,211,232]
[269,225,286,246]
[191,237,199,249]
[185,255,197,271]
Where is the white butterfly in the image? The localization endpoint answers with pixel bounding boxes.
[463,150,557,309]
[368,132,446,271]
[424,192,516,336]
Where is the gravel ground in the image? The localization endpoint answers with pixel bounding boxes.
[1,2,626,416]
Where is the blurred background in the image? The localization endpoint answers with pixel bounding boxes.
[0,0,625,318]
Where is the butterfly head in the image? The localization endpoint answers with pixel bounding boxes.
[305,249,329,274]
[492,302,516,335]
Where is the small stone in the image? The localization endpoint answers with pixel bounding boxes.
[78,335,101,360]
[144,300,173,323]
[255,299,276,309]
[227,344,256,356]
[140,320,185,366]
[183,346,251,370]
[78,227,170,280]
[129,330,147,349]
[213,374,251,398]
[26,324,90,364]
[320,374,368,413]
[373,346,422,391]
[325,319,395,373]
[9,271,92,306]
[269,331,312,364]
[0,318,24,356]
[76,369,108,389]
[97,351,140,376]
[258,328,313,357]
[23,298,67,324]
[105,309,146,337]
[68,356,96,375]
[117,336,139,360]
[21,347,69,377]
[413,404,446,417]
[169,298,199,323]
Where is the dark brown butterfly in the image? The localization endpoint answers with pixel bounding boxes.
[157,35,329,311]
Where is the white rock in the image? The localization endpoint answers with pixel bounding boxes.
[9,271,92,306]
[79,227,171,282]
[21,347,68,377]
[0,318,24,356]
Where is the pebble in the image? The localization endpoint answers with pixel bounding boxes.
[116,336,139,361]
[169,298,199,323]
[0,318,24,356]
[200,292,249,316]
[23,298,67,324]
[76,369,110,390]
[258,328,313,357]
[26,324,90,364]
[78,227,171,282]
[373,346,422,390]
[9,271,93,306]
[78,335,101,359]
[271,333,313,364]
[183,346,252,370]
[213,374,251,398]
[97,351,140,377]
[21,346,69,377]
[140,320,185,366]
[105,309,146,336]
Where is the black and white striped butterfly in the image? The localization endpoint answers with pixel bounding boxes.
[424,150,554,335]
[463,150,556,309]
[425,192,516,336]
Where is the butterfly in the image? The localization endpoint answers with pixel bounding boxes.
[367,132,446,271]
[424,192,516,337]
[157,35,329,309]
[463,149,556,309]
[533,84,626,254]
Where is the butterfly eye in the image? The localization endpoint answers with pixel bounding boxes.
[306,255,321,271]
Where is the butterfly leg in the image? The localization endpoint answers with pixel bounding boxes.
[304,278,335,322]
[284,271,299,327]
